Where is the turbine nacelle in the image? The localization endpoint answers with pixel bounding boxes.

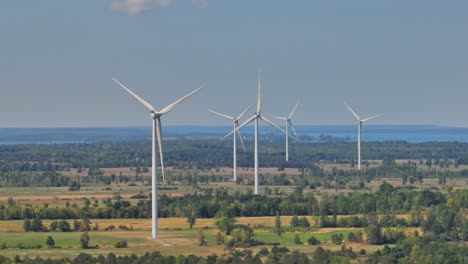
[344,101,382,171]
[151,112,161,118]
[113,77,208,184]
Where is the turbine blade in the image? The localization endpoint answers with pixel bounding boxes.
[225,115,256,138]
[362,114,382,123]
[236,122,247,153]
[257,70,262,114]
[160,83,208,114]
[260,116,286,135]
[289,120,300,141]
[112,78,156,112]
[236,105,253,120]
[344,102,360,121]
[272,116,287,120]
[288,102,300,119]
[209,110,234,120]
[156,118,165,183]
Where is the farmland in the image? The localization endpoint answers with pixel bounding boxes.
[0,140,466,263]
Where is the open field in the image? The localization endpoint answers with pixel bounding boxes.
[0,217,414,259]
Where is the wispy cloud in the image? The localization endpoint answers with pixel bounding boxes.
[111,0,173,15]
[111,0,208,15]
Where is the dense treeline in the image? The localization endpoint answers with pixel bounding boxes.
[1,140,468,187]
[0,238,466,264]
[1,186,466,221]
[2,140,468,170]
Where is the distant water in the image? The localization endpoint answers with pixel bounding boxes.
[0,125,467,144]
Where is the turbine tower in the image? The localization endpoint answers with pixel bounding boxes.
[113,78,207,239]
[345,102,381,170]
[230,70,286,194]
[273,102,300,161]
[209,105,252,182]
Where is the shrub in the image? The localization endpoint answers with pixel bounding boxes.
[130,194,148,199]
[16,243,42,249]
[271,246,289,254]
[80,232,90,249]
[331,233,344,245]
[307,236,321,245]
[112,241,128,248]
[46,236,55,248]
[294,234,302,244]
[105,225,116,231]
[257,247,269,257]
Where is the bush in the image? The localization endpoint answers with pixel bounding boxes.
[112,241,128,248]
[105,225,116,231]
[307,236,321,245]
[359,249,366,255]
[16,243,42,249]
[257,247,269,257]
[271,246,289,254]
[331,233,344,245]
[68,181,81,191]
[80,232,90,249]
[23,219,32,232]
[294,234,302,244]
[130,194,148,199]
[46,236,55,248]
[0,243,6,250]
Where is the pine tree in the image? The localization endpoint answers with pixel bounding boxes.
[23,219,32,232]
[274,213,283,236]
[46,235,55,248]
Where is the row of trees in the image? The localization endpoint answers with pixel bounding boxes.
[1,186,466,220]
[2,140,468,170]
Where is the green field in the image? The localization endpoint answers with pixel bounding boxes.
[0,222,376,259]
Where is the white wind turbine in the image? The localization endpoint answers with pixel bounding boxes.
[273,102,300,162]
[228,71,286,194]
[345,102,381,170]
[209,105,252,182]
[113,78,207,239]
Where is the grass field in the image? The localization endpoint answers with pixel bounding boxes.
[0,216,421,259]
[0,163,460,260]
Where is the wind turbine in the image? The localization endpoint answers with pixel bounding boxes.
[209,105,252,182]
[113,78,207,239]
[345,102,381,170]
[273,102,300,162]
[229,70,286,194]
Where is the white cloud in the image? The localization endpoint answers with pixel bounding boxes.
[111,0,173,15]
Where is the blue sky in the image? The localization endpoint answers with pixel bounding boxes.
[0,0,467,127]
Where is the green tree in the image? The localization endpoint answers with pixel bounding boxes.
[294,234,302,244]
[215,215,236,235]
[290,215,299,228]
[187,215,196,229]
[197,229,207,246]
[274,213,283,236]
[46,235,55,248]
[31,218,44,232]
[23,219,32,232]
[366,224,384,245]
[216,232,224,245]
[80,232,90,249]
